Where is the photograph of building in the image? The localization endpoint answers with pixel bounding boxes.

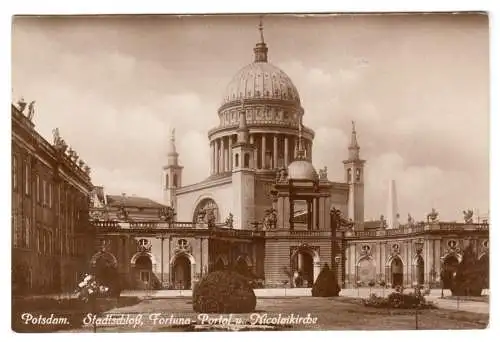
[11,14,489,296]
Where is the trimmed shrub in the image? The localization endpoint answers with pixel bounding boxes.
[192,270,256,313]
[311,263,341,297]
[451,245,484,296]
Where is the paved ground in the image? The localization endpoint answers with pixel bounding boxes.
[62,296,488,332]
[117,288,489,314]
[27,288,489,315]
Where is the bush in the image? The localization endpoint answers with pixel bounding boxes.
[363,290,435,309]
[311,263,340,297]
[451,245,484,296]
[192,270,256,313]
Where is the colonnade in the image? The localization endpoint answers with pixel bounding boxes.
[210,133,313,174]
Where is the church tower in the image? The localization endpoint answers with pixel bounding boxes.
[231,102,256,230]
[162,128,183,210]
[343,121,366,230]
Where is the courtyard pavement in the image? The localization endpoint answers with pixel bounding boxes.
[117,288,489,314]
[20,288,489,315]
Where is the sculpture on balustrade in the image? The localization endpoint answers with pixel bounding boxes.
[17,98,27,113]
[276,167,288,183]
[84,165,91,175]
[427,208,439,223]
[330,207,354,230]
[263,208,277,230]
[52,128,68,153]
[463,209,474,224]
[159,206,176,223]
[71,150,79,163]
[407,213,414,226]
[318,166,328,181]
[225,213,234,228]
[27,101,36,120]
[380,215,387,229]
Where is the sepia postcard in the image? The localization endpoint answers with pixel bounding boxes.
[10,12,489,333]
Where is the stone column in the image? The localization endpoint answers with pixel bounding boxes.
[221,137,226,173]
[308,140,313,161]
[261,134,266,169]
[215,139,220,174]
[250,134,257,169]
[228,135,233,172]
[315,198,320,230]
[273,134,278,169]
[210,141,215,175]
[284,135,289,167]
[293,137,298,159]
[298,253,304,271]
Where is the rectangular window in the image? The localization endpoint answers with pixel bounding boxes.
[13,155,17,191]
[42,180,47,206]
[25,217,30,248]
[36,175,40,203]
[49,183,53,208]
[36,229,40,253]
[24,162,30,195]
[13,215,19,247]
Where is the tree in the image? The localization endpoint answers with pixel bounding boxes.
[311,263,341,297]
[451,245,484,296]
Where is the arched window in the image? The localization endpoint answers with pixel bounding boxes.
[244,153,250,168]
[355,169,361,181]
[347,168,352,182]
[235,153,239,168]
[165,174,169,189]
[173,174,178,187]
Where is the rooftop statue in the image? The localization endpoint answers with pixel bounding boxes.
[427,208,439,223]
[27,101,35,120]
[463,209,474,224]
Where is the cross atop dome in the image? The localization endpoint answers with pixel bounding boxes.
[259,16,265,44]
[254,16,268,63]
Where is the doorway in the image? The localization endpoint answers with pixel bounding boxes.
[173,254,191,290]
[391,257,404,287]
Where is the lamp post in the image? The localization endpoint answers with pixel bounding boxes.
[158,206,176,289]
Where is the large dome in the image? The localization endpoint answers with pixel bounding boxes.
[221,62,301,107]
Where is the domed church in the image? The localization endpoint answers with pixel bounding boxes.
[89,20,488,292]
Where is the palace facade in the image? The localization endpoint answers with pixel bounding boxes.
[11,102,95,294]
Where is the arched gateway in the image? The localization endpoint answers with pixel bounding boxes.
[290,246,320,287]
[170,253,196,290]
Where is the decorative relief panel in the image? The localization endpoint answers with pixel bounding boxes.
[137,238,151,253]
[174,238,192,255]
[360,243,372,256]
[290,243,320,258]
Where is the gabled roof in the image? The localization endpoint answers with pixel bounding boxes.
[106,195,165,209]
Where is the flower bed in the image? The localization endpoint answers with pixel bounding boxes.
[363,290,436,309]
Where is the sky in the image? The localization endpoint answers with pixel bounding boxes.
[11,13,490,222]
